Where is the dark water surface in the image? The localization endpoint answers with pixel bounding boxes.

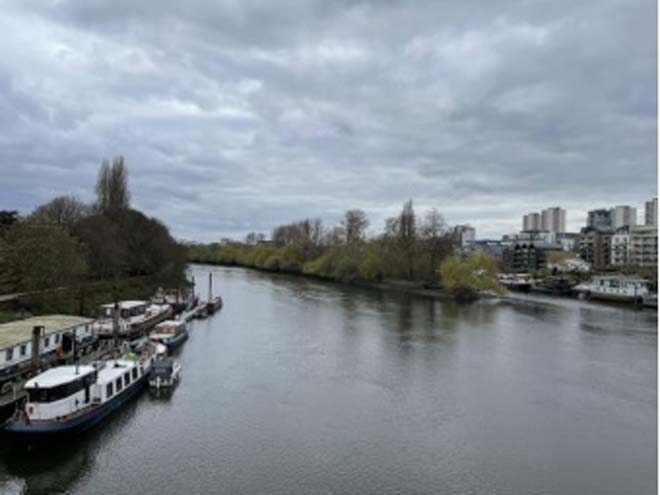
[0,265,656,494]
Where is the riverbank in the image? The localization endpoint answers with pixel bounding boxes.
[190,259,490,302]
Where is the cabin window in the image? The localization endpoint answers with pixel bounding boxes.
[124,372,130,386]
[20,344,26,356]
[116,377,123,392]
[106,383,114,398]
[132,368,138,380]
[6,348,13,361]
[54,334,60,344]
[44,336,50,347]
[27,375,90,403]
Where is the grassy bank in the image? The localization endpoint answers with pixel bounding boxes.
[188,242,502,300]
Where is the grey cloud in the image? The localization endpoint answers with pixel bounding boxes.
[0,0,656,240]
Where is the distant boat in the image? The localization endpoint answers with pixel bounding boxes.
[574,276,649,303]
[497,273,532,292]
[94,301,172,339]
[206,296,223,315]
[149,320,188,352]
[3,351,155,437]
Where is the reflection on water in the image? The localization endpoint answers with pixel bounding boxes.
[0,265,656,495]
[0,395,145,495]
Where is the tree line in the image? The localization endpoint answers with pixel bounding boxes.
[188,200,501,298]
[0,157,187,298]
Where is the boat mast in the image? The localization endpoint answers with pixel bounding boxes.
[209,272,213,300]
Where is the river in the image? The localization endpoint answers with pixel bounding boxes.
[0,264,657,494]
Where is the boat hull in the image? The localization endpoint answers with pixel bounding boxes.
[3,373,148,438]
[166,331,188,352]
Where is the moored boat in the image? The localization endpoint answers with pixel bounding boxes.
[94,301,172,340]
[574,275,649,303]
[149,358,182,390]
[206,296,223,315]
[149,320,188,352]
[3,351,155,438]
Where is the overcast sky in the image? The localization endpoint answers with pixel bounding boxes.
[1,0,656,241]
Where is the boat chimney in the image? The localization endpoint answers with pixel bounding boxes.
[31,325,44,372]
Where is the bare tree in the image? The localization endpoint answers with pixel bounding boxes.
[96,156,130,212]
[399,199,416,242]
[31,196,90,229]
[341,209,369,244]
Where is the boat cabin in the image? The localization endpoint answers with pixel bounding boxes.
[152,320,186,335]
[24,365,98,420]
[591,276,649,294]
[99,301,149,320]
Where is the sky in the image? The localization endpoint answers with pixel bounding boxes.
[0,0,657,241]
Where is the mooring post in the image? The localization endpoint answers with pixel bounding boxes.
[31,325,44,372]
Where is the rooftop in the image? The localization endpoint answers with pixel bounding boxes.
[0,315,93,350]
[25,365,96,388]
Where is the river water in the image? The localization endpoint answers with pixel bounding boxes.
[0,265,656,494]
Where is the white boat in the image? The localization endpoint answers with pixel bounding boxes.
[574,276,649,302]
[93,301,172,339]
[3,350,155,437]
[149,358,182,390]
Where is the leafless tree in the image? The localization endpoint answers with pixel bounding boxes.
[31,196,90,229]
[96,156,130,212]
[341,209,369,244]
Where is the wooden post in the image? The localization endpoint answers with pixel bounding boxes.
[31,326,43,372]
[113,301,120,352]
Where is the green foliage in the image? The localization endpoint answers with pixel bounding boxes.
[358,249,383,281]
[440,253,503,298]
[3,223,88,292]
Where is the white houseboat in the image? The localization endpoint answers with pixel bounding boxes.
[574,276,650,303]
[93,301,171,339]
[3,351,155,437]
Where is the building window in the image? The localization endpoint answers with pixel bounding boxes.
[6,348,13,361]
[20,344,27,356]
[106,383,113,398]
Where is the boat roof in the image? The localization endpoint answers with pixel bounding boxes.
[100,300,147,309]
[0,315,93,350]
[155,320,185,328]
[25,365,96,388]
[96,359,140,384]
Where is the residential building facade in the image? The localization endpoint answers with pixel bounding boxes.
[522,213,542,232]
[612,205,637,229]
[645,197,658,226]
[541,207,566,233]
[580,227,612,270]
[610,227,631,267]
[587,209,614,232]
[454,224,476,247]
[630,225,658,269]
